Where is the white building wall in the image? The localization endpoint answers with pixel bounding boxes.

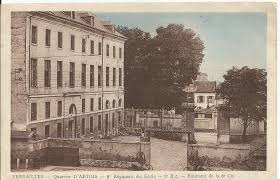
[194,92,216,109]
[11,12,126,138]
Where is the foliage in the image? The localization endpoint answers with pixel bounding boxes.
[217,66,267,141]
[187,150,266,171]
[116,24,204,109]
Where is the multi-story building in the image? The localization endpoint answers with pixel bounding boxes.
[11,11,126,138]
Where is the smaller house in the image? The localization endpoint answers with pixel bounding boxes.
[193,81,216,109]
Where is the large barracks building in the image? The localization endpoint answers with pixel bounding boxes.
[11,11,126,138]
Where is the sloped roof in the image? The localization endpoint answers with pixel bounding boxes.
[194,81,216,93]
[35,11,126,39]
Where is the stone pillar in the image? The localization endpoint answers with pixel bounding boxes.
[25,159,29,169]
[181,104,196,144]
[16,158,20,169]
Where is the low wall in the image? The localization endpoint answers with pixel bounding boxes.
[188,143,250,160]
[187,143,265,171]
[27,138,151,169]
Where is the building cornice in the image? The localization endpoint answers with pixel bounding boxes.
[29,11,127,41]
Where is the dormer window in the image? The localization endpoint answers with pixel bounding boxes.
[81,16,95,27]
[91,17,95,26]
[71,11,75,19]
[62,11,75,19]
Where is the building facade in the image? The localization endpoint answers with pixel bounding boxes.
[11,11,126,138]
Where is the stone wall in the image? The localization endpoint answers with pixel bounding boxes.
[188,143,249,160]
[11,12,29,131]
[26,138,151,169]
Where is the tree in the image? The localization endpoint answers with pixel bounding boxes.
[116,26,152,108]
[217,66,267,142]
[117,24,205,109]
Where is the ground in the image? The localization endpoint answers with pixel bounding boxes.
[150,137,188,171]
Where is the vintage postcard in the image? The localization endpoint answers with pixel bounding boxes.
[1,2,277,180]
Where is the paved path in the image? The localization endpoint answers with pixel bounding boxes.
[150,138,188,171]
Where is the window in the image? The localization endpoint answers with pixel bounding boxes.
[90,65,94,87]
[69,62,75,87]
[105,100,110,109]
[82,38,86,53]
[205,114,212,118]
[82,99,85,113]
[106,44,109,56]
[119,47,122,59]
[58,32,63,48]
[118,99,122,107]
[194,113,198,118]
[98,66,102,87]
[98,97,102,110]
[45,125,50,138]
[31,103,37,121]
[119,68,122,86]
[153,121,158,128]
[31,128,37,133]
[113,46,116,58]
[57,61,63,87]
[45,29,51,46]
[112,113,115,128]
[57,123,62,138]
[196,113,204,118]
[45,102,50,119]
[118,111,121,124]
[197,96,204,103]
[57,101,62,117]
[71,35,75,50]
[207,96,214,103]
[81,64,86,87]
[44,60,51,87]
[98,115,102,131]
[112,100,116,108]
[90,40,94,54]
[31,26,37,44]
[81,118,85,135]
[90,116,94,133]
[31,58,37,87]
[106,67,109,87]
[113,68,116,86]
[98,42,102,55]
[90,98,94,111]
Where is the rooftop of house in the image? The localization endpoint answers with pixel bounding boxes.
[34,11,126,39]
[194,81,216,93]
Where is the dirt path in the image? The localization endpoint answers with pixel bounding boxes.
[150,137,188,170]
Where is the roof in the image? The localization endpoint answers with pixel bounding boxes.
[11,131,29,139]
[34,11,126,39]
[194,81,216,93]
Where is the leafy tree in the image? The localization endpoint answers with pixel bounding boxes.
[116,26,152,108]
[117,24,205,109]
[217,66,267,142]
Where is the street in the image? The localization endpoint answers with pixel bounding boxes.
[150,137,188,171]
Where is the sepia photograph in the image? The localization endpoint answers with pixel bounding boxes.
[1,3,276,179]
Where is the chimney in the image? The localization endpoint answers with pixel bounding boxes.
[80,13,95,26]
[102,21,115,33]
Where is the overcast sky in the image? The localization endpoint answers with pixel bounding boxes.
[96,12,267,82]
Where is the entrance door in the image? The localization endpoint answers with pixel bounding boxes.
[68,120,73,138]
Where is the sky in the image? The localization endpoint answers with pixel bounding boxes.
[95,12,267,82]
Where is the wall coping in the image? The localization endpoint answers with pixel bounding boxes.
[30,138,151,146]
[188,143,250,150]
